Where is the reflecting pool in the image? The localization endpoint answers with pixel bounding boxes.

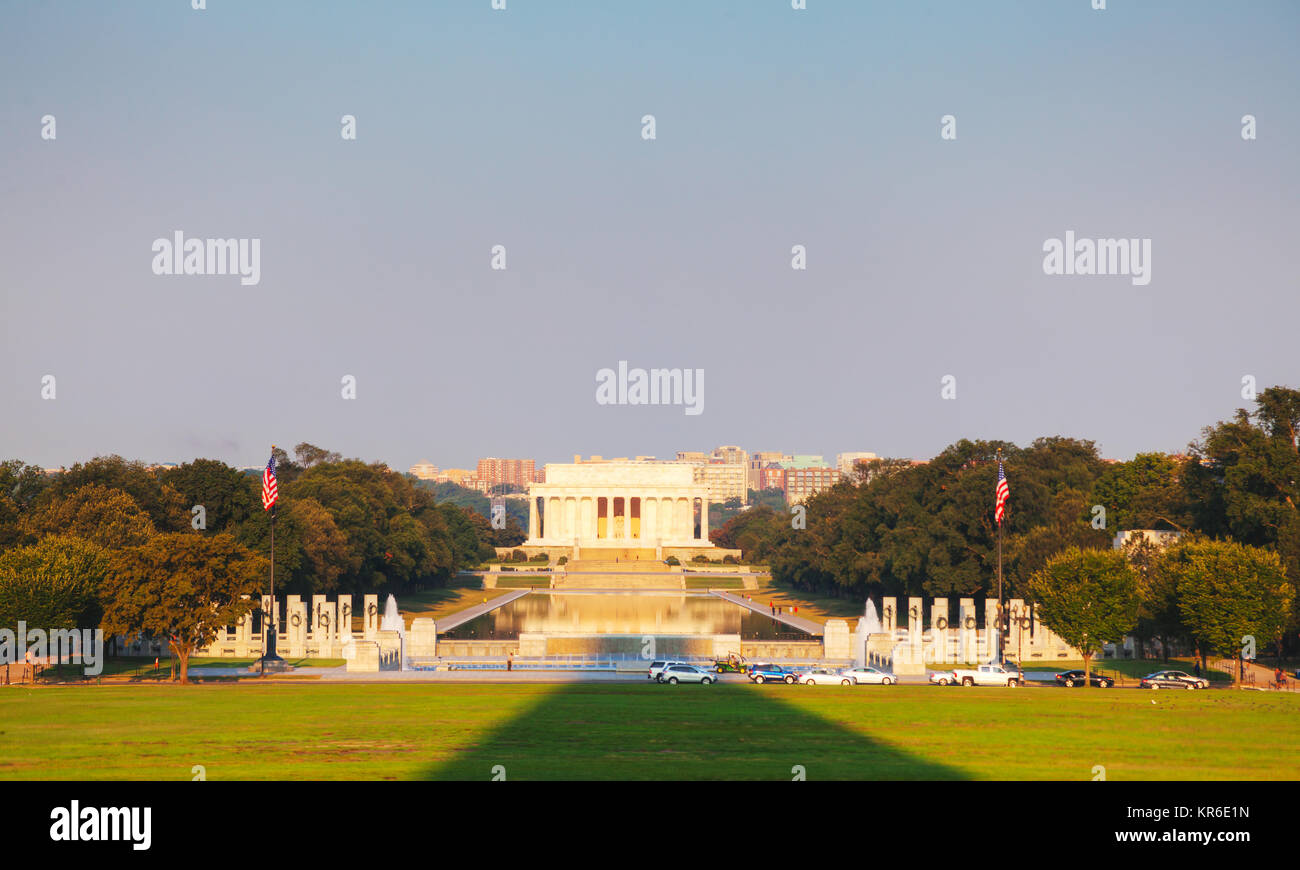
[440,591,815,643]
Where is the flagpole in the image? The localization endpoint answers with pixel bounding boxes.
[996,448,1005,665]
[260,445,286,674]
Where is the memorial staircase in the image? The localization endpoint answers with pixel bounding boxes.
[556,551,681,589]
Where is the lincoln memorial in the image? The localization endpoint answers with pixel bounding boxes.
[522,460,731,561]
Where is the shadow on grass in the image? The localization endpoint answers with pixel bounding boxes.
[425,682,966,781]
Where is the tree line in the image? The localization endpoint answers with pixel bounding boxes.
[0,443,521,681]
[711,386,1300,659]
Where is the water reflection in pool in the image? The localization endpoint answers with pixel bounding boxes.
[440,591,814,642]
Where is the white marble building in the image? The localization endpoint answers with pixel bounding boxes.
[524,460,715,553]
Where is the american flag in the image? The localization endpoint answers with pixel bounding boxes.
[262,452,278,511]
[994,459,1009,526]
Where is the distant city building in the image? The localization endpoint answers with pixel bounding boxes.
[748,451,786,493]
[693,461,748,504]
[408,461,440,481]
[783,465,841,504]
[759,463,787,492]
[439,468,477,487]
[711,445,748,466]
[670,448,748,503]
[476,457,538,491]
[836,452,878,476]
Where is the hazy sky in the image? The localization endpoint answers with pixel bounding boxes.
[2,1,1297,471]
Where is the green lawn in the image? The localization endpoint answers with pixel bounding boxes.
[684,577,745,589]
[1,683,1295,780]
[493,576,551,589]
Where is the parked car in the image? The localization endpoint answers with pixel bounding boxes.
[795,668,854,686]
[1054,669,1113,688]
[842,666,896,685]
[952,663,1024,687]
[660,664,714,685]
[1139,670,1208,690]
[647,660,690,681]
[748,663,796,684]
[929,670,956,686]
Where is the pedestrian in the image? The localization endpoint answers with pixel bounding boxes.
[507,653,513,672]
[1194,660,1201,678]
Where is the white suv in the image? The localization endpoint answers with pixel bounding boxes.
[660,664,715,685]
[647,660,690,681]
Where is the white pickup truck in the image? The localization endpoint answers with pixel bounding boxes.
[950,663,1024,687]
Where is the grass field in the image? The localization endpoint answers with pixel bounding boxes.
[2,682,1296,781]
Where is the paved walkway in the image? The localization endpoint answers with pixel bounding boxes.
[712,590,824,635]
[433,589,530,631]
[316,669,643,683]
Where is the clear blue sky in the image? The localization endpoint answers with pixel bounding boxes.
[2,1,1297,470]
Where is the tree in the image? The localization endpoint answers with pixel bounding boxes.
[1090,453,1190,532]
[21,484,157,549]
[1029,547,1139,687]
[294,443,341,469]
[101,533,267,684]
[1184,387,1300,647]
[748,488,787,512]
[284,460,458,591]
[764,437,1112,601]
[441,503,497,566]
[1164,538,1294,683]
[0,494,21,551]
[235,496,357,596]
[712,504,784,562]
[42,455,187,531]
[160,459,258,533]
[1121,536,1184,661]
[0,536,107,631]
[0,460,50,511]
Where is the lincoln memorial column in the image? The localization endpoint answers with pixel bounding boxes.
[529,496,539,541]
[604,495,613,541]
[700,494,709,542]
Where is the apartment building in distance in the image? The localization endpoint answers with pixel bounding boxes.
[711,445,748,466]
[672,446,750,504]
[784,462,842,505]
[476,457,540,491]
[748,451,786,492]
[757,463,786,492]
[836,451,879,479]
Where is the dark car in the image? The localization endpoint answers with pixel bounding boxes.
[748,663,796,684]
[1139,669,1209,690]
[1054,669,1113,688]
